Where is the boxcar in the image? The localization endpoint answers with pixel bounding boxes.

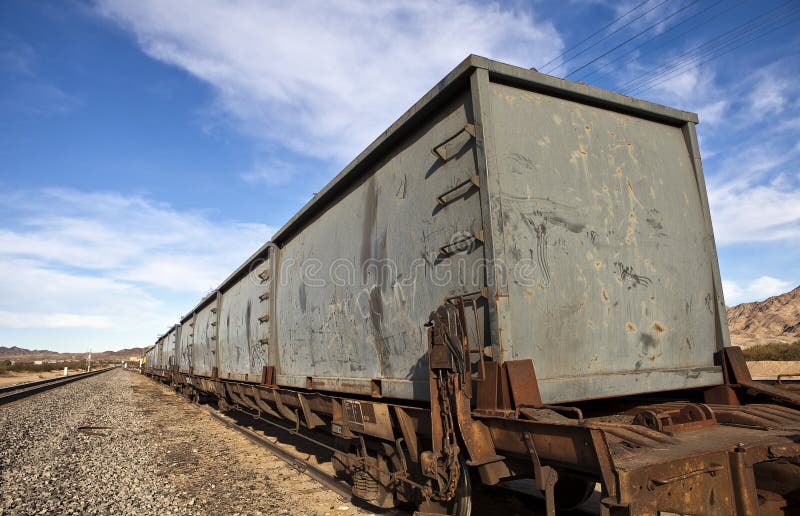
[145,56,800,515]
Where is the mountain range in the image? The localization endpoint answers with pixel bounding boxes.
[727,285,800,348]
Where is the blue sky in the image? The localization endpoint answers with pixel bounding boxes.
[1,0,798,352]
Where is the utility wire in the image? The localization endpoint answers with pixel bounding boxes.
[631,12,800,95]
[625,5,799,94]
[543,0,672,74]
[538,0,651,71]
[625,7,800,94]
[565,0,701,79]
[575,0,734,83]
[619,1,797,93]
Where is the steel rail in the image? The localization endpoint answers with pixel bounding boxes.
[194,402,355,503]
[0,367,115,405]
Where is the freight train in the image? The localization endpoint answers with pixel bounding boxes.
[143,55,800,515]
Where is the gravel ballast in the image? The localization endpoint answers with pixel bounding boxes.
[0,369,372,515]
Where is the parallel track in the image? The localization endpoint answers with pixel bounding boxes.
[0,368,114,406]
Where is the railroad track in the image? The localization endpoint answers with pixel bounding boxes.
[0,368,115,406]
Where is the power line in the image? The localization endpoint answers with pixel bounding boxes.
[618,1,798,93]
[631,12,800,95]
[538,0,652,71]
[565,0,701,79]
[625,5,799,94]
[624,6,800,94]
[543,0,672,74]
[575,0,734,83]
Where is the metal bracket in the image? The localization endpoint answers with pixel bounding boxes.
[438,230,484,257]
[432,123,476,161]
[523,431,558,516]
[436,175,479,206]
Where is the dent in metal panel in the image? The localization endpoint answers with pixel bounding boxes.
[276,91,487,399]
[487,82,719,402]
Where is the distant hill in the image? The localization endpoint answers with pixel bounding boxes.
[0,346,59,357]
[0,346,147,361]
[727,285,800,348]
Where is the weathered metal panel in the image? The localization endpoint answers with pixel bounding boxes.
[192,295,219,377]
[275,91,487,399]
[144,346,156,372]
[485,81,723,402]
[153,337,164,371]
[217,254,272,382]
[167,56,728,405]
[162,325,178,371]
[178,315,194,374]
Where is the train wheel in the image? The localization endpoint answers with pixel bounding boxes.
[553,475,595,511]
[417,459,472,516]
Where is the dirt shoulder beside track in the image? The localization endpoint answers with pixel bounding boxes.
[0,369,374,515]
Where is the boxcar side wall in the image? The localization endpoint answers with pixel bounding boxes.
[164,326,178,370]
[178,315,193,374]
[192,295,219,377]
[275,90,488,400]
[217,253,274,382]
[482,77,725,403]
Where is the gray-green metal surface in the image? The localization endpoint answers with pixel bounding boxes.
[159,56,728,403]
[486,82,723,402]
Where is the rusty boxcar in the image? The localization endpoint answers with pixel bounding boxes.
[144,55,800,515]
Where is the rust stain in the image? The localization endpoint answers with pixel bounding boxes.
[601,288,609,302]
[652,321,665,333]
[626,322,637,333]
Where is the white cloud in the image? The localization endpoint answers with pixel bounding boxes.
[241,158,303,187]
[633,61,729,126]
[748,68,792,116]
[94,0,563,170]
[708,164,800,245]
[0,188,271,290]
[723,276,793,305]
[0,311,113,329]
[0,189,272,350]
